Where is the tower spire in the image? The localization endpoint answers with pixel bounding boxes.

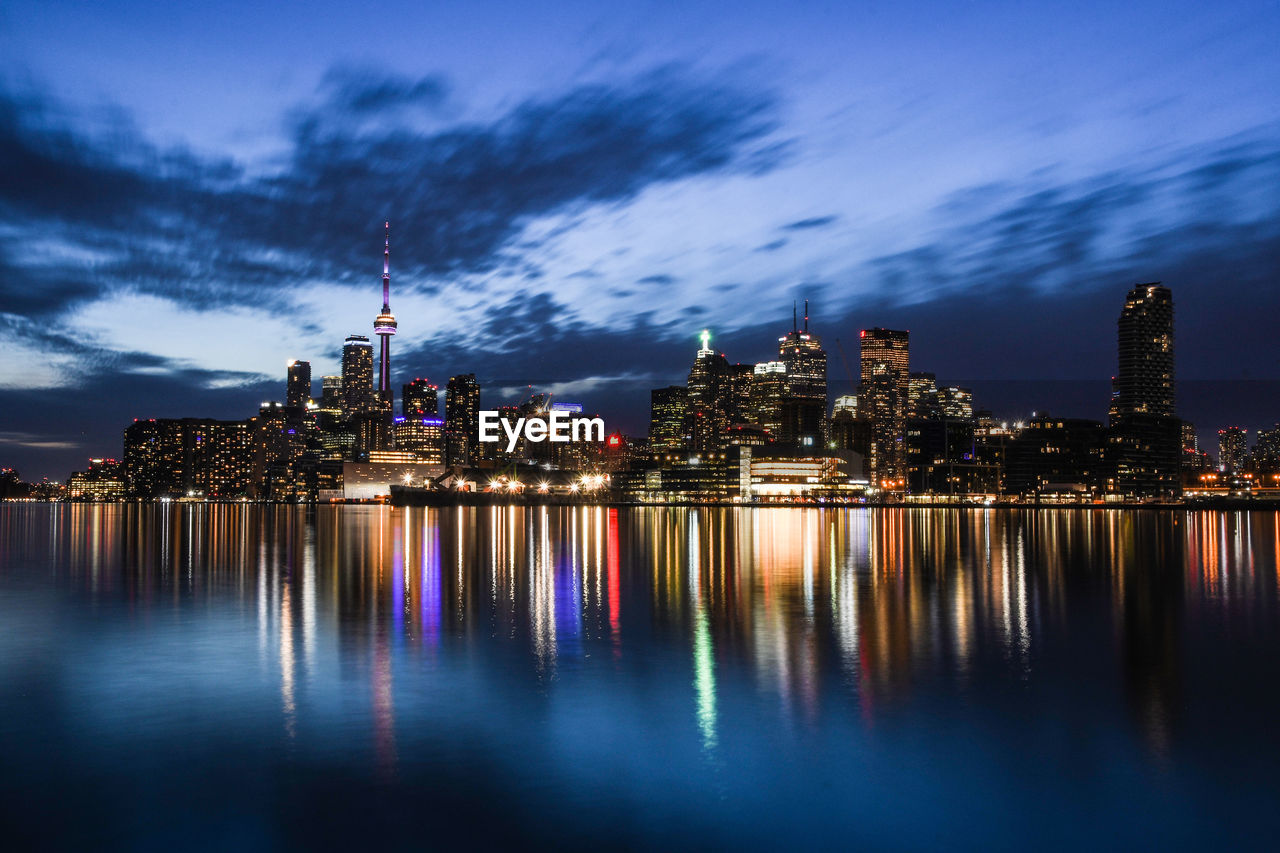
[804,299,809,332]
[373,220,398,404]
[793,301,797,332]
[382,220,390,310]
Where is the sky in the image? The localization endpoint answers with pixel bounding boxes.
[1,0,1279,479]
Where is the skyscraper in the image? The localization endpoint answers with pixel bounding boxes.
[750,362,788,437]
[1218,427,1248,473]
[649,386,689,451]
[777,300,827,402]
[938,385,974,420]
[687,329,732,453]
[373,222,398,411]
[1113,283,1175,418]
[860,328,910,487]
[341,335,375,417]
[403,378,439,418]
[286,360,312,408]
[907,372,939,420]
[1108,283,1179,497]
[445,374,481,467]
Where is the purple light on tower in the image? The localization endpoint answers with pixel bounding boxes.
[373,221,398,408]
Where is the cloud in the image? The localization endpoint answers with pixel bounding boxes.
[781,214,839,231]
[318,67,450,115]
[637,274,676,286]
[0,64,784,319]
[0,431,81,450]
[755,238,788,252]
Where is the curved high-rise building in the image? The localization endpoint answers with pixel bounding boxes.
[1113,282,1174,418]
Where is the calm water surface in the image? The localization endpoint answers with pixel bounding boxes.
[1,504,1279,850]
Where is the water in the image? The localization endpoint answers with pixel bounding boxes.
[1,504,1278,850]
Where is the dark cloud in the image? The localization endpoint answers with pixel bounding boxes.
[781,214,839,230]
[319,67,450,114]
[0,64,784,314]
[755,238,788,252]
[637,274,675,286]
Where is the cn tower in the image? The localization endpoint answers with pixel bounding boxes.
[373,221,398,408]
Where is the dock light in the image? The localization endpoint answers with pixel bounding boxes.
[538,482,549,493]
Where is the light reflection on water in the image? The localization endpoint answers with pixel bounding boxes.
[1,504,1279,849]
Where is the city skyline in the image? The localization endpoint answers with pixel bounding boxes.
[2,1,1280,479]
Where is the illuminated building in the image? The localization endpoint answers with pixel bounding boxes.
[1218,427,1248,473]
[1181,421,1198,454]
[320,375,343,413]
[727,362,755,426]
[1108,283,1179,497]
[973,416,1014,494]
[373,222,398,411]
[907,372,939,420]
[445,374,481,467]
[393,417,445,464]
[649,386,688,451]
[938,385,974,420]
[254,402,312,499]
[192,419,256,497]
[402,378,439,418]
[286,360,312,408]
[1252,425,1280,474]
[614,445,865,502]
[1114,283,1174,417]
[123,418,256,498]
[341,335,376,417]
[777,300,827,402]
[750,362,787,438]
[687,329,732,452]
[832,394,857,417]
[1006,416,1105,497]
[905,418,996,495]
[324,459,445,501]
[1180,421,1212,472]
[859,328,910,487]
[66,458,125,501]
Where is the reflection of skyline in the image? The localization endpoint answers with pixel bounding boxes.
[8,504,1280,757]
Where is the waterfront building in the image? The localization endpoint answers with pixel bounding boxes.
[1252,425,1280,474]
[445,374,481,467]
[687,330,732,453]
[392,417,445,464]
[1006,416,1106,497]
[860,328,910,488]
[1218,427,1248,473]
[403,379,439,418]
[649,386,689,451]
[1108,283,1180,498]
[66,458,125,501]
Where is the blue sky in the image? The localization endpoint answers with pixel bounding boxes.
[1,0,1278,477]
